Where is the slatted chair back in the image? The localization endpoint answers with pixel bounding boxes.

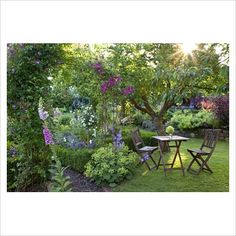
[200,129,220,154]
[131,129,144,153]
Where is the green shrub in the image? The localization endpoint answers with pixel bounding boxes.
[49,159,72,192]
[170,109,218,131]
[84,144,138,186]
[7,141,51,191]
[54,145,95,172]
[56,113,73,126]
[7,155,21,191]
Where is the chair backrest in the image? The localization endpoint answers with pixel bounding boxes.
[131,128,144,152]
[200,129,220,154]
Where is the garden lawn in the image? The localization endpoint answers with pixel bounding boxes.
[114,138,229,192]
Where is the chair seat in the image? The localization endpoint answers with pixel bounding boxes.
[139,146,158,152]
[187,149,210,155]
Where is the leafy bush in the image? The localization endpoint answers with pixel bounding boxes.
[132,112,144,126]
[56,113,73,126]
[55,145,95,172]
[8,154,50,191]
[49,159,72,192]
[7,44,65,189]
[84,144,138,186]
[7,141,51,191]
[7,155,21,191]
[212,95,229,128]
[170,109,218,131]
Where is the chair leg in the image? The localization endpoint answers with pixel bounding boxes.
[141,153,158,171]
[203,162,213,173]
[188,154,213,175]
[187,153,197,171]
[197,156,213,174]
[144,161,151,170]
[150,155,158,167]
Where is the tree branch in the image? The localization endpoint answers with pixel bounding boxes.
[141,95,156,117]
[159,100,174,117]
[130,98,152,116]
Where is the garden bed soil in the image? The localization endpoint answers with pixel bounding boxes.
[25,183,48,192]
[64,168,111,192]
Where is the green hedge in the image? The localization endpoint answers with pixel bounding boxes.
[54,146,96,172]
[54,127,157,173]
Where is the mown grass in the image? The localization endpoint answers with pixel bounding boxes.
[113,137,229,192]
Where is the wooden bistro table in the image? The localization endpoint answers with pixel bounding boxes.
[152,135,189,176]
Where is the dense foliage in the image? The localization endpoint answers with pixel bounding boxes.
[212,95,229,128]
[7,44,66,190]
[170,109,217,131]
[49,159,72,192]
[55,146,96,172]
[69,43,229,134]
[85,144,138,186]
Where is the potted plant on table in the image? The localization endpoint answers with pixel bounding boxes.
[166,125,175,139]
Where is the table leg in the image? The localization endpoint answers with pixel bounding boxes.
[176,141,185,176]
[170,141,178,168]
[159,140,167,176]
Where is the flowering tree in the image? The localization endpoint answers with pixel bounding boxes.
[105,43,229,134]
[48,43,229,135]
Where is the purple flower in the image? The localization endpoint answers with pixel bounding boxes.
[43,127,54,145]
[113,130,124,149]
[92,63,104,75]
[122,86,135,95]
[107,76,122,88]
[38,107,49,121]
[101,76,122,93]
[108,77,117,87]
[140,153,150,163]
[101,81,108,93]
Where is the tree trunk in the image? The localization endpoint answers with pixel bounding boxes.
[152,115,165,135]
[152,115,169,152]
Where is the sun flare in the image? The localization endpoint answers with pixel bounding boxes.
[181,42,197,54]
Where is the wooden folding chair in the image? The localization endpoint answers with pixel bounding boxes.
[131,128,159,171]
[187,129,220,175]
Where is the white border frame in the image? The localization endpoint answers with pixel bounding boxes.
[1,1,235,236]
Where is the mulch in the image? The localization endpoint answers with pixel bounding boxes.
[64,168,111,192]
[24,168,111,192]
